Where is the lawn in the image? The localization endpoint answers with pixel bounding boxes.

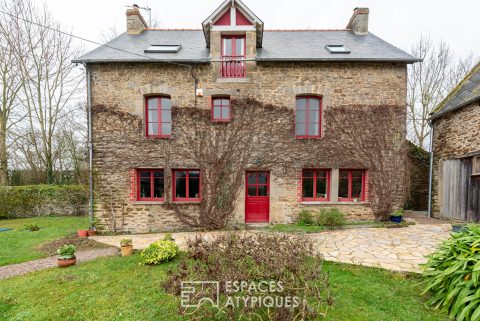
[0,216,87,266]
[0,254,447,321]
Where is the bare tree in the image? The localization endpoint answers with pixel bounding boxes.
[10,0,84,184]
[99,24,119,44]
[0,0,27,185]
[168,99,294,228]
[407,36,478,149]
[329,105,408,219]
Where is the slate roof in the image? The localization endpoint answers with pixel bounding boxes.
[73,30,419,64]
[431,62,480,121]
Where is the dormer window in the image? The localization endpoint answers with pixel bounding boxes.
[221,35,246,78]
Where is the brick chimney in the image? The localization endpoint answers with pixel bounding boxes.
[126,4,148,35]
[346,7,369,35]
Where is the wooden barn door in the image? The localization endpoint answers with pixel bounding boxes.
[442,159,469,220]
[467,174,480,222]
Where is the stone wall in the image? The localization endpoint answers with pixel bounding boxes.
[405,142,429,210]
[90,60,408,232]
[432,102,480,215]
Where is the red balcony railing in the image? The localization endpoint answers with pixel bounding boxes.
[221,56,246,78]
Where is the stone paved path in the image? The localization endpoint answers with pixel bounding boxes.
[312,224,451,272]
[92,224,452,273]
[0,248,119,280]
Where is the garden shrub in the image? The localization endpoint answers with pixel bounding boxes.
[423,225,480,321]
[315,208,345,227]
[163,233,332,320]
[0,185,87,218]
[140,240,178,265]
[24,224,40,231]
[297,209,314,225]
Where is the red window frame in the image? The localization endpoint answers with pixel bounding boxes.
[172,169,201,202]
[221,35,246,78]
[137,169,165,201]
[295,96,322,139]
[211,97,231,122]
[302,169,331,201]
[338,169,366,202]
[145,96,172,138]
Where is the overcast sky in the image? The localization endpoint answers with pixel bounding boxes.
[36,0,480,59]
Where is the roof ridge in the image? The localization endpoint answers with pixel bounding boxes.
[265,29,349,32]
[146,28,203,31]
[432,61,480,116]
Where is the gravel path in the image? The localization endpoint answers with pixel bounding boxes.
[0,247,119,280]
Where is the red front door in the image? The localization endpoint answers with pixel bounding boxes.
[245,171,270,223]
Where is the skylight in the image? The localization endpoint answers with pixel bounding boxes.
[145,45,182,53]
[325,45,350,54]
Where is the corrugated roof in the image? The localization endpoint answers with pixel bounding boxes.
[73,30,419,64]
[431,62,480,120]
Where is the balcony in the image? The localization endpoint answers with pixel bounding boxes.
[221,56,246,78]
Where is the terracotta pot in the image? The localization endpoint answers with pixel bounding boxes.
[77,230,88,238]
[121,245,133,257]
[58,258,76,268]
[87,230,97,236]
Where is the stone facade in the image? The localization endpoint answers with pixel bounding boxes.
[90,58,408,232]
[431,102,480,216]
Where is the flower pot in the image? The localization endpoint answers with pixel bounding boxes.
[77,230,88,238]
[121,245,133,257]
[389,215,403,223]
[452,224,468,233]
[87,230,97,237]
[58,257,76,268]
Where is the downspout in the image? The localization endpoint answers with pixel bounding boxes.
[427,120,434,218]
[84,63,94,227]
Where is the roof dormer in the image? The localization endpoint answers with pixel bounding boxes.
[202,0,264,48]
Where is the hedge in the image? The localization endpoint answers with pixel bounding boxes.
[0,185,88,219]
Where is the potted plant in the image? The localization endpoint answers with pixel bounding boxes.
[120,238,133,256]
[87,218,99,237]
[57,244,76,268]
[389,209,404,223]
[77,229,88,238]
[452,223,468,233]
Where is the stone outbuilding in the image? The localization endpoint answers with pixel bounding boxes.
[430,62,480,221]
[74,0,419,232]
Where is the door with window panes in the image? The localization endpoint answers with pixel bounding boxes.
[245,171,269,222]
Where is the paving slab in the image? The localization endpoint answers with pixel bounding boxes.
[91,224,451,273]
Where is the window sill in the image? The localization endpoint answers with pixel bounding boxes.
[216,78,250,83]
[132,201,165,205]
[301,201,367,205]
[172,201,201,204]
[296,136,322,139]
[146,136,172,139]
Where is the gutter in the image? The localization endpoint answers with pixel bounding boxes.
[427,120,434,218]
[84,63,94,228]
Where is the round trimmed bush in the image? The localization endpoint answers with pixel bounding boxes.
[140,240,178,265]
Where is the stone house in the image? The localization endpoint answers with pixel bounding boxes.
[430,62,480,221]
[74,0,419,232]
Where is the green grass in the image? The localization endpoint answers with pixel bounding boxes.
[0,216,87,266]
[0,255,447,321]
[265,223,326,233]
[323,262,447,321]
